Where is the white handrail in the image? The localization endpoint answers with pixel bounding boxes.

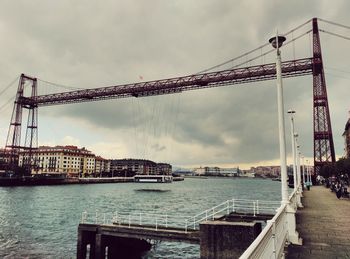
[80,198,280,232]
[240,189,300,259]
[239,205,287,259]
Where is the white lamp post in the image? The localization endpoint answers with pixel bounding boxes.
[269,34,288,204]
[301,155,306,189]
[296,145,301,189]
[306,159,310,189]
[288,109,297,191]
[269,33,301,244]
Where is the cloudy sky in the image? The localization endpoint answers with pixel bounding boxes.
[0,0,349,169]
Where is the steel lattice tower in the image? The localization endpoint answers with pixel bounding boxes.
[5,74,38,173]
[312,18,336,174]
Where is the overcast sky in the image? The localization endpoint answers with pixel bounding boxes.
[0,0,350,169]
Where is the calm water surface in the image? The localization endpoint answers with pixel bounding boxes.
[0,178,281,258]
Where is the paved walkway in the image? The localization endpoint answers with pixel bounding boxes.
[286,185,350,259]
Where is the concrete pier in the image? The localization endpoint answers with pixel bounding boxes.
[77,219,262,258]
[77,224,153,259]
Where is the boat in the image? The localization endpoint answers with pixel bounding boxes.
[0,172,69,186]
[133,175,173,183]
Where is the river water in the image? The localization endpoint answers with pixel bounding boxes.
[0,177,281,258]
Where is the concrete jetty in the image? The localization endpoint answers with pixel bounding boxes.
[286,186,350,258]
[77,217,262,258]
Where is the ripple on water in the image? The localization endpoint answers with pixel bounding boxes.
[0,178,281,257]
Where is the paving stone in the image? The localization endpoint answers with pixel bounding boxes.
[286,186,350,259]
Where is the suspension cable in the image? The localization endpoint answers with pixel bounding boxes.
[319,29,350,41]
[38,79,84,91]
[318,18,350,30]
[194,19,312,74]
[230,29,312,69]
[325,66,350,74]
[0,76,19,97]
[0,94,16,112]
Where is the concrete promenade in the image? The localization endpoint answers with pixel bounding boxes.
[286,185,350,258]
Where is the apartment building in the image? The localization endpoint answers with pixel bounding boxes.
[19,145,96,177]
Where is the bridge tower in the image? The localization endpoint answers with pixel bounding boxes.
[312,18,336,174]
[5,74,38,173]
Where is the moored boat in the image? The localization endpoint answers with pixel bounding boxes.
[134,175,173,183]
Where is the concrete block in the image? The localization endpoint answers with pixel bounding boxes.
[200,221,261,259]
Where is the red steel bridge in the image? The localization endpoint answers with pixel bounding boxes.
[4,18,338,174]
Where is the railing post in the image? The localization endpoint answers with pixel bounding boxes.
[81,211,87,223]
[95,210,98,224]
[212,208,214,220]
[256,200,259,215]
[139,212,142,225]
[227,200,230,214]
[128,214,131,228]
[253,202,256,216]
[165,214,168,228]
[156,218,158,231]
[112,211,118,224]
[232,198,235,212]
[206,210,208,221]
[185,219,188,233]
[193,217,196,230]
[272,221,277,259]
[103,213,106,225]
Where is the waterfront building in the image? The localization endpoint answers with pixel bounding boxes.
[110,159,171,175]
[95,156,111,176]
[173,169,195,176]
[250,166,282,178]
[193,166,239,176]
[18,145,95,177]
[193,167,205,175]
[343,115,350,158]
[156,163,172,175]
[0,149,12,167]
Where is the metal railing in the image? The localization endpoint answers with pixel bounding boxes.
[240,187,300,259]
[80,198,280,233]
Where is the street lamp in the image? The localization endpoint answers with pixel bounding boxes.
[296,143,301,189]
[288,109,297,191]
[269,34,288,204]
[301,155,306,189]
[306,159,311,190]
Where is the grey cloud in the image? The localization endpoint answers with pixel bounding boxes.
[1,0,349,167]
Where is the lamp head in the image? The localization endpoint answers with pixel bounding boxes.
[269,35,286,49]
[287,109,296,114]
